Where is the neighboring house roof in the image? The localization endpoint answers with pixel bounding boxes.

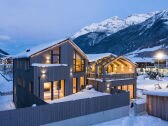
[125,56,154,63]
[87,53,117,62]
[14,39,88,60]
[104,56,136,67]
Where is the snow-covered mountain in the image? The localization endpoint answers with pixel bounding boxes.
[74,10,168,56]
[0,49,9,58]
[72,12,157,46]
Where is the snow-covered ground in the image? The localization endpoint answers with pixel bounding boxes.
[93,115,168,126]
[0,74,15,111]
[49,88,109,104]
[137,75,168,90]
[0,95,15,111]
[0,73,13,93]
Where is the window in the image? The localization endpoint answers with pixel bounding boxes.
[44,82,52,102]
[42,52,51,64]
[117,86,122,90]
[80,76,85,89]
[44,80,65,102]
[122,85,128,91]
[73,51,85,72]
[53,80,65,99]
[42,47,60,64]
[121,84,134,99]
[73,78,77,93]
[128,84,134,99]
[52,47,60,64]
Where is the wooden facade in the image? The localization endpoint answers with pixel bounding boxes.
[13,39,89,108]
[87,55,137,99]
[146,95,168,121]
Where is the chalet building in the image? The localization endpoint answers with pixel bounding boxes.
[13,39,137,108]
[13,39,89,107]
[87,53,137,99]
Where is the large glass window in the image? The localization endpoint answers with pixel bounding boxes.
[128,84,134,99]
[80,76,85,89]
[73,78,77,93]
[53,80,65,99]
[44,80,65,102]
[52,47,60,64]
[121,84,134,99]
[44,82,52,102]
[73,51,85,72]
[42,47,60,64]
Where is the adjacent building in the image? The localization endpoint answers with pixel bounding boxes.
[87,53,137,99]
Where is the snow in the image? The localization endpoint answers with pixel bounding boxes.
[49,89,110,104]
[137,75,168,90]
[134,98,146,105]
[87,53,116,62]
[72,12,156,39]
[0,74,15,111]
[14,39,88,60]
[125,45,165,63]
[14,38,66,58]
[143,89,168,97]
[32,63,68,67]
[0,73,13,93]
[0,95,15,111]
[93,115,168,126]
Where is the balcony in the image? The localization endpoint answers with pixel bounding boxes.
[87,73,136,81]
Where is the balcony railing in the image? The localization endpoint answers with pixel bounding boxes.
[87,73,136,80]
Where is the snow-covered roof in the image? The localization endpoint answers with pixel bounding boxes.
[143,89,168,97]
[14,39,88,60]
[126,57,154,63]
[31,63,68,67]
[49,89,110,104]
[87,53,117,62]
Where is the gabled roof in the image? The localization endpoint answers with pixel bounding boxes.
[104,56,136,67]
[87,53,117,62]
[14,39,88,60]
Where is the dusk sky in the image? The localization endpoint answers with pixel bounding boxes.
[0,0,168,54]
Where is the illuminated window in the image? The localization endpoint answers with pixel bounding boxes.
[73,51,85,72]
[53,80,65,99]
[73,78,77,93]
[121,84,134,99]
[80,76,85,89]
[118,86,122,90]
[122,85,127,91]
[128,84,134,99]
[42,47,60,64]
[91,64,96,73]
[44,82,52,102]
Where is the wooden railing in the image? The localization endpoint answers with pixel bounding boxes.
[87,73,136,80]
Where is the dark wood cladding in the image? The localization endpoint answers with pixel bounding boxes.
[146,95,168,121]
[13,40,88,108]
[0,92,129,126]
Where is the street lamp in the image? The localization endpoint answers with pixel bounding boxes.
[155,52,165,69]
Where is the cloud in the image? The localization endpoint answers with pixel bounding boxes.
[0,35,11,41]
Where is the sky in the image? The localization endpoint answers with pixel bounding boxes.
[0,0,168,54]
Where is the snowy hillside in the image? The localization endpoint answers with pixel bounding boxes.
[72,12,156,39]
[0,49,9,58]
[74,10,168,55]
